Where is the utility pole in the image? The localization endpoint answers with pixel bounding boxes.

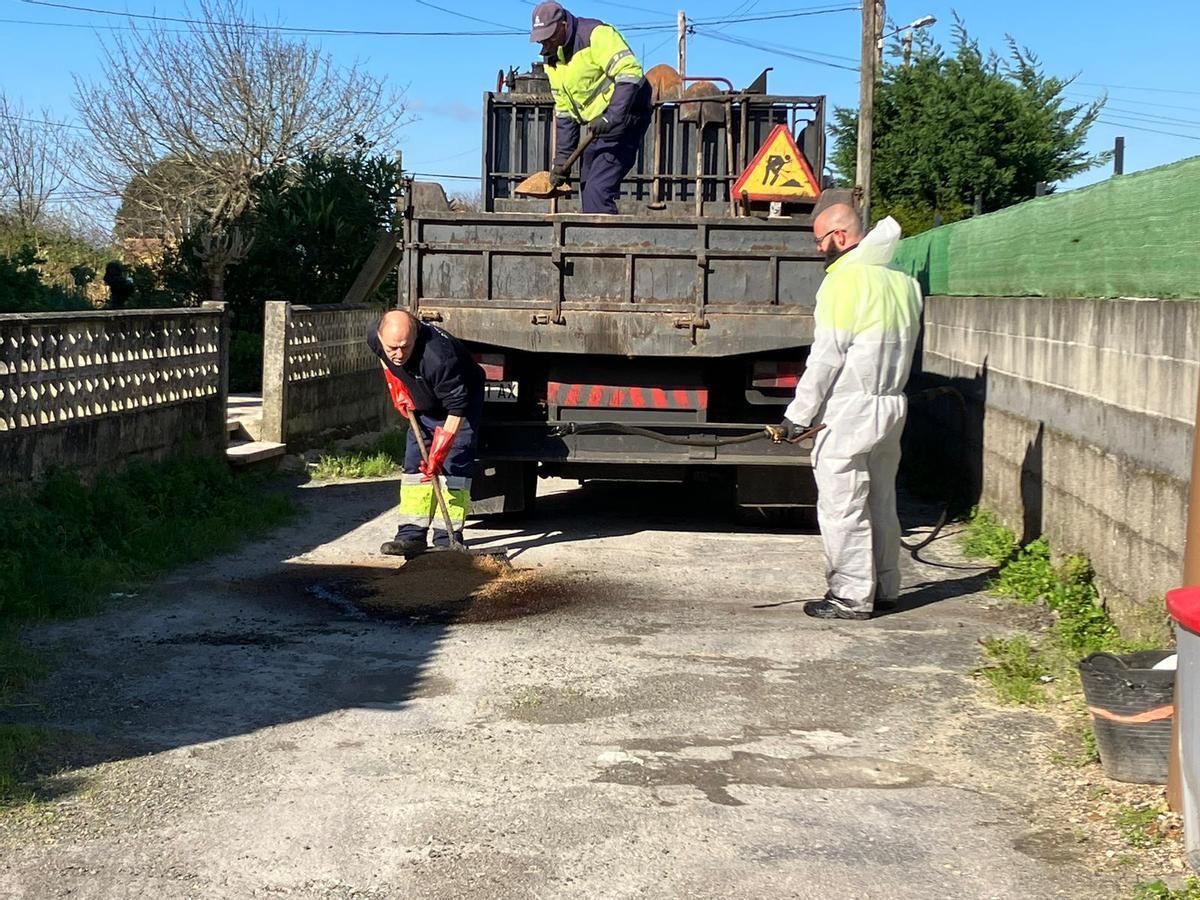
[902,30,914,66]
[855,1,883,227]
[1114,136,1125,175]
[677,11,687,80]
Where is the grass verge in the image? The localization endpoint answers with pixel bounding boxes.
[0,454,298,808]
[311,429,407,480]
[963,508,1155,709]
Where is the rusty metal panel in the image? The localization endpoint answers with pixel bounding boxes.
[778,259,826,305]
[563,256,627,304]
[492,253,558,303]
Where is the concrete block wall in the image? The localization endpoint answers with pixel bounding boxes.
[261,301,398,449]
[920,296,1198,631]
[0,304,230,486]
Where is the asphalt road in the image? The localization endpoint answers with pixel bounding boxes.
[0,476,1122,899]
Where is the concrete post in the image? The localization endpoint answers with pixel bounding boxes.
[201,301,230,450]
[260,300,292,444]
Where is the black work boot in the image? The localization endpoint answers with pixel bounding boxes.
[874,582,899,613]
[380,536,428,557]
[804,593,872,621]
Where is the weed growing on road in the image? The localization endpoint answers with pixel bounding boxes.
[961,506,1017,564]
[311,429,407,480]
[977,635,1049,706]
[1132,878,1200,899]
[1118,803,1168,849]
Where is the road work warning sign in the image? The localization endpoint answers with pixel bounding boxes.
[732,124,821,202]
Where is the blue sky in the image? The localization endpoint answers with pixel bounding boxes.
[2,0,1197,196]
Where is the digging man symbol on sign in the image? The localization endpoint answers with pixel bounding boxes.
[764,153,789,187]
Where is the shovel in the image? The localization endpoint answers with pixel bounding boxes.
[404,408,467,553]
[514,130,596,198]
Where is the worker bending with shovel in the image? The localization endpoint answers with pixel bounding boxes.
[769,204,923,620]
[368,311,485,556]
[531,2,652,214]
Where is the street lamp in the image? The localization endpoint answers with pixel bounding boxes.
[882,15,937,66]
[884,14,937,40]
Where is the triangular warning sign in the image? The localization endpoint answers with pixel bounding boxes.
[732,124,821,202]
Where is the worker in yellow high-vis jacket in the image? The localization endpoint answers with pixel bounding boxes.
[769,203,924,620]
[530,2,651,214]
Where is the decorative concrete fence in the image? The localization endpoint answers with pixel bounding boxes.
[0,303,230,486]
[260,301,398,448]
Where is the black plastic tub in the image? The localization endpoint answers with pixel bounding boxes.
[1078,650,1175,784]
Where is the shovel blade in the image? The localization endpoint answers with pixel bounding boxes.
[514,171,573,198]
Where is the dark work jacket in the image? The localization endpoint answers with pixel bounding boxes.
[367,322,484,420]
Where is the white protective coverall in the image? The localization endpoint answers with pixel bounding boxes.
[785,217,924,611]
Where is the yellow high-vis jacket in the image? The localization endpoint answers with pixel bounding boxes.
[546,16,643,126]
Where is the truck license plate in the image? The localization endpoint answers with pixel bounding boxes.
[484,380,519,403]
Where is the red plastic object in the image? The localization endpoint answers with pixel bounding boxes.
[1167,587,1200,635]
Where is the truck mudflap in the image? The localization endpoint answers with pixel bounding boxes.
[477,420,813,467]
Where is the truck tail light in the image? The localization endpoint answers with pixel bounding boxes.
[473,353,506,381]
[751,361,804,389]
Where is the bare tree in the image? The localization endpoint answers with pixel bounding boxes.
[448,191,483,212]
[74,0,407,246]
[0,92,70,230]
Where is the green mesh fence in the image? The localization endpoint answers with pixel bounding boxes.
[892,155,1200,300]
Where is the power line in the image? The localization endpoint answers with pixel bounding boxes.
[696,28,858,63]
[2,15,195,32]
[684,6,860,28]
[1090,105,1200,129]
[694,28,859,71]
[411,1,523,33]
[17,0,855,38]
[0,112,89,131]
[1079,81,1200,98]
[411,172,479,181]
[17,0,527,35]
[1064,90,1200,115]
[1094,118,1200,141]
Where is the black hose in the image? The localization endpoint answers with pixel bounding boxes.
[548,421,824,448]
[900,385,969,553]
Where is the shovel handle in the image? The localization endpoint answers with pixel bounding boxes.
[405,408,465,551]
[557,128,596,176]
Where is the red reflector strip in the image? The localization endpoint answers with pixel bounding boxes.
[472,353,506,381]
[549,382,708,410]
[751,360,804,389]
[752,375,801,388]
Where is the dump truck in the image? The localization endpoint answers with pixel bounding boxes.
[375,66,832,516]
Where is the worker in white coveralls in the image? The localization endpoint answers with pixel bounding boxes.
[768,202,924,620]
